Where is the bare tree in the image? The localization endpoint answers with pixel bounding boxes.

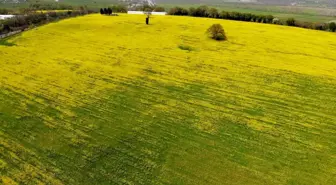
[143,4,153,25]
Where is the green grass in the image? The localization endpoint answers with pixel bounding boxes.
[0,39,15,46]
[178,44,194,51]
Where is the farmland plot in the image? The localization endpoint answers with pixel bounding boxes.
[0,14,336,184]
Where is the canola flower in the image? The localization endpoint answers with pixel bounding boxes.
[0,14,336,184]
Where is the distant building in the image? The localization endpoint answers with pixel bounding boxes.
[0,15,15,20]
[127,11,167,16]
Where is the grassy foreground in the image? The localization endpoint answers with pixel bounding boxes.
[0,14,336,185]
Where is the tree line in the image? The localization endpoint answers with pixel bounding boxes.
[168,6,336,32]
[100,5,128,15]
[0,9,94,35]
[128,4,166,12]
[0,8,11,15]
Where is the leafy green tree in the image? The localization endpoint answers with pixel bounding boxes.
[207,24,227,41]
[220,11,229,19]
[189,7,196,16]
[154,7,165,12]
[168,7,189,16]
[107,7,112,15]
[208,8,218,18]
[195,5,208,17]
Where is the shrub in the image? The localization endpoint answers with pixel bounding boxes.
[100,8,104,14]
[207,24,227,41]
[286,18,296,26]
[314,23,328,30]
[0,8,9,14]
[272,18,280,24]
[178,44,194,51]
[329,22,336,32]
[0,39,15,46]
[302,22,314,29]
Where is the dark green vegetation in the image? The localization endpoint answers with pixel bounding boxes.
[100,7,113,15]
[168,5,336,32]
[0,38,15,46]
[161,3,336,22]
[178,44,194,51]
[0,10,93,35]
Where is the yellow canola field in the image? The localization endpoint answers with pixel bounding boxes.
[1,14,336,185]
[1,14,336,109]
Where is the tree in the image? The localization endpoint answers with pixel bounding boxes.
[220,11,229,19]
[168,7,188,15]
[195,5,208,17]
[107,7,112,15]
[265,15,274,23]
[103,8,108,15]
[329,22,336,32]
[286,18,296,26]
[207,24,227,41]
[154,6,165,12]
[110,5,127,13]
[0,8,9,14]
[272,18,280,24]
[141,3,154,12]
[100,8,104,14]
[189,7,196,16]
[144,7,152,25]
[208,8,218,18]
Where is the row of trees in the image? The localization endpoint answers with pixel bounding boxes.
[169,6,275,23]
[129,4,166,12]
[100,4,130,15]
[0,10,93,35]
[168,6,336,32]
[0,8,11,15]
[109,5,128,13]
[285,18,336,31]
[28,2,74,10]
[99,4,165,15]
